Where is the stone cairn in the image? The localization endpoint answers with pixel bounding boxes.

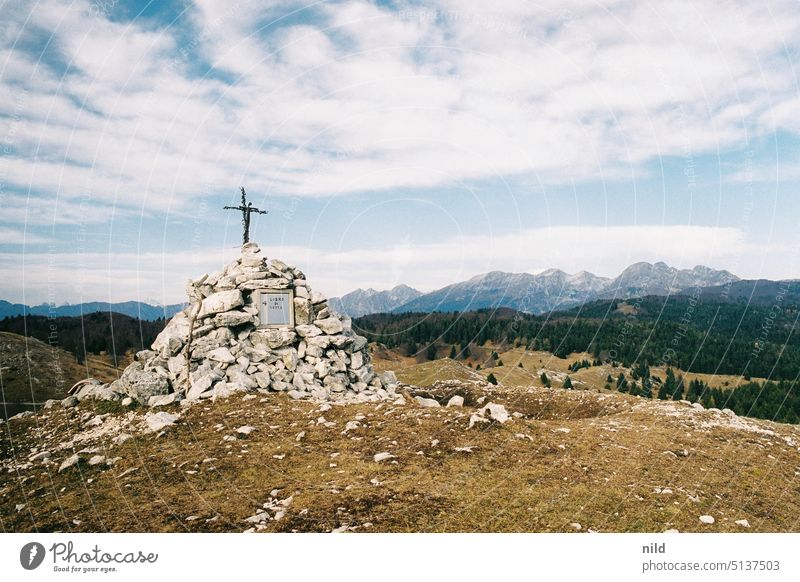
[71,243,398,407]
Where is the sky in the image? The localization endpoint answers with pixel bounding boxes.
[2,0,800,305]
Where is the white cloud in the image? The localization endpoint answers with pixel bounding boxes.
[0,227,51,244]
[2,0,800,214]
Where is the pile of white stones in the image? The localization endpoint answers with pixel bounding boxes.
[70,243,398,407]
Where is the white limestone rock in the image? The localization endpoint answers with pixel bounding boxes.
[481,402,510,423]
[415,396,441,408]
[213,310,254,327]
[207,347,236,364]
[148,393,181,407]
[446,395,464,407]
[187,368,222,400]
[315,317,343,335]
[699,515,715,525]
[110,363,170,404]
[295,324,322,337]
[144,411,179,432]
[75,381,122,402]
[198,290,244,318]
[58,454,81,473]
[152,312,191,356]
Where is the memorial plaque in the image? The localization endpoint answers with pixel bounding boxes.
[256,289,294,328]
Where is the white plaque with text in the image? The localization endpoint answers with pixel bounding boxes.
[256,289,294,328]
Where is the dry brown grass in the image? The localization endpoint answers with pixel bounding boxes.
[2,378,799,533]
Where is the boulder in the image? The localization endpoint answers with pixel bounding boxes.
[75,382,122,402]
[270,258,289,271]
[415,396,440,408]
[198,290,244,318]
[152,312,191,356]
[295,324,322,337]
[329,335,353,349]
[240,278,290,290]
[111,364,170,404]
[446,395,464,407]
[249,328,297,350]
[212,310,254,327]
[380,370,397,386]
[699,515,715,525]
[253,372,271,389]
[240,244,264,268]
[315,317,343,335]
[212,382,247,400]
[310,290,327,304]
[468,402,510,428]
[88,455,106,467]
[481,402,510,423]
[294,298,312,325]
[351,335,368,352]
[207,347,236,364]
[187,368,222,400]
[167,354,186,377]
[306,335,331,350]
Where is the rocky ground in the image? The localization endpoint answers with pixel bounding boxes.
[2,371,799,533]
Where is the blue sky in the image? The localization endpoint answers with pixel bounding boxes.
[2,0,800,304]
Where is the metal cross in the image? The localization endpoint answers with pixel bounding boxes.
[224,187,267,245]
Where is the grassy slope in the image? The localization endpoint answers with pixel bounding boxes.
[397,346,769,392]
[2,367,799,533]
[0,331,125,403]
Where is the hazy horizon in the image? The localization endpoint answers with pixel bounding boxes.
[2,255,792,307]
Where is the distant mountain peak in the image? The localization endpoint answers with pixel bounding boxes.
[329,284,423,318]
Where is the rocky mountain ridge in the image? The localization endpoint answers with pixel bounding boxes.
[391,261,740,315]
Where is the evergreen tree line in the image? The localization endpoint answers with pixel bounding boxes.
[0,313,166,364]
[354,296,800,379]
[613,366,800,424]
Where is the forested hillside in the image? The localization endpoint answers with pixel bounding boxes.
[0,313,166,364]
[355,296,800,380]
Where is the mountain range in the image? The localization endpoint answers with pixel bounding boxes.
[333,261,742,316]
[4,261,787,321]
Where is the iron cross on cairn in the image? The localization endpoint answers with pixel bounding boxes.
[224,187,268,245]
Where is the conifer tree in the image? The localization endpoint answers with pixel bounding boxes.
[672,375,685,400]
[659,368,676,400]
[641,377,653,398]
